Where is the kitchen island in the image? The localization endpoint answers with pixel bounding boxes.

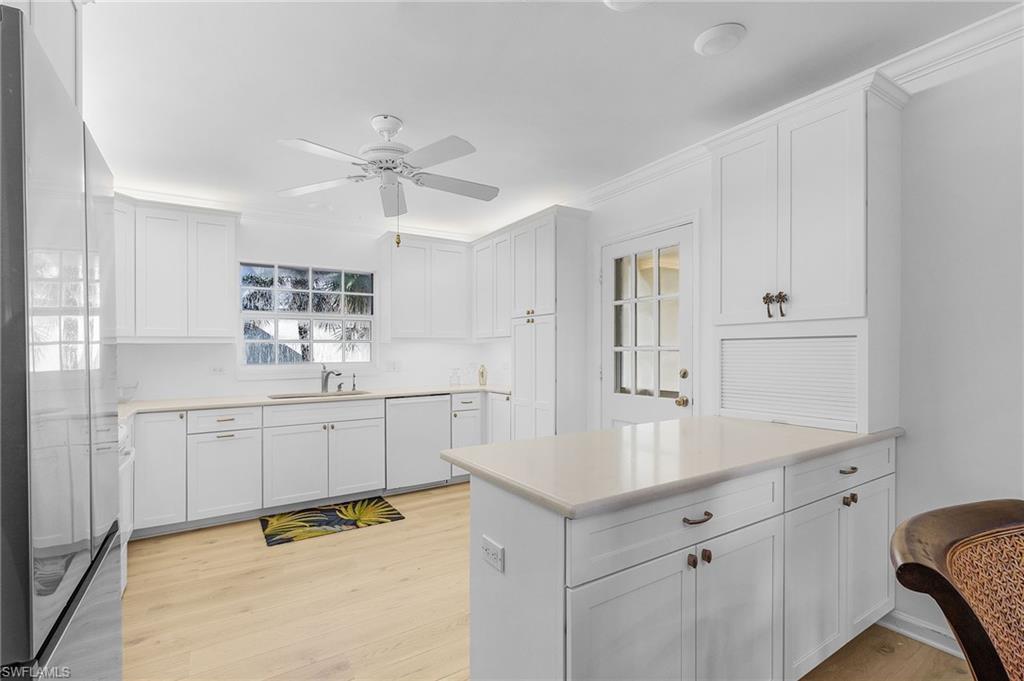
[441,416,903,681]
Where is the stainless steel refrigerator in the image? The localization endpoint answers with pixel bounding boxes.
[1,5,122,678]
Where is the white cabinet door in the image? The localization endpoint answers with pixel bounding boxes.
[262,423,329,507]
[695,516,784,681]
[567,550,695,681]
[785,494,847,680]
[187,212,236,337]
[533,217,556,316]
[487,393,511,444]
[511,223,536,318]
[473,241,494,338]
[451,408,481,476]
[135,206,188,336]
[713,127,778,324]
[391,239,430,337]
[430,243,469,338]
[327,418,385,497]
[186,429,262,521]
[511,316,556,440]
[534,315,556,437]
[134,411,186,529]
[385,396,452,489]
[846,475,895,639]
[778,93,865,322]
[493,233,512,337]
[113,200,135,337]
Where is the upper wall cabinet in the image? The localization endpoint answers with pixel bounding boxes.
[511,216,556,318]
[118,197,238,341]
[381,234,469,339]
[472,231,513,339]
[711,75,907,325]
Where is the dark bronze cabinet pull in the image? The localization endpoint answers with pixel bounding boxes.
[843,495,852,507]
[839,466,859,475]
[687,553,698,569]
[762,292,774,318]
[701,548,713,564]
[775,291,789,317]
[683,511,713,526]
[849,492,859,504]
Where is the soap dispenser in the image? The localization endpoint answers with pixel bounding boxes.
[478,364,487,386]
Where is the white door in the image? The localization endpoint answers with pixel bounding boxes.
[385,395,452,489]
[187,212,236,337]
[695,516,784,681]
[262,423,329,507]
[488,393,511,444]
[473,241,494,338]
[133,411,186,529]
[186,429,262,521]
[845,475,895,639]
[430,243,469,338]
[714,127,779,324]
[511,224,536,318]
[601,226,694,427]
[451,408,481,477]
[135,206,188,336]
[493,234,513,337]
[113,200,135,337]
[390,238,430,337]
[785,493,847,680]
[567,550,696,681]
[778,93,865,321]
[327,418,385,497]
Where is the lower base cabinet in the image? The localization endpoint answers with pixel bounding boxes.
[263,423,330,507]
[487,393,511,443]
[187,429,263,520]
[451,407,482,477]
[134,411,186,529]
[567,516,784,681]
[328,418,385,497]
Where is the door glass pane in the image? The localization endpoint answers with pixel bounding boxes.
[636,251,655,297]
[659,351,679,398]
[660,298,679,347]
[636,300,655,346]
[659,246,679,295]
[614,256,632,301]
[614,351,633,394]
[614,304,632,347]
[636,351,655,396]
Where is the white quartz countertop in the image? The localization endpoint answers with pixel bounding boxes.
[118,385,510,419]
[441,416,904,518]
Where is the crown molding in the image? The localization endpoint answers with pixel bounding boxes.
[574,144,711,208]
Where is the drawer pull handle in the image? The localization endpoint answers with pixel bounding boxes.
[216,417,236,423]
[682,511,713,526]
[687,553,698,569]
[460,400,473,405]
[701,549,713,564]
[839,466,859,475]
[216,433,235,439]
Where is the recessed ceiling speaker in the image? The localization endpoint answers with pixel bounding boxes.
[694,22,747,56]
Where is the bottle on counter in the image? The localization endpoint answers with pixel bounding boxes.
[478,364,488,386]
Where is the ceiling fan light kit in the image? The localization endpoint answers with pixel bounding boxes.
[278,114,500,219]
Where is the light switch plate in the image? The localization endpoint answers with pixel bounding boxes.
[481,535,505,573]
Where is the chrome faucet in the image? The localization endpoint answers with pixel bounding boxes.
[320,364,341,393]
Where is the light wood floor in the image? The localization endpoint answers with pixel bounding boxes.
[123,483,968,681]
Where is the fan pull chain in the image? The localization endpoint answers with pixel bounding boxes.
[395,211,401,247]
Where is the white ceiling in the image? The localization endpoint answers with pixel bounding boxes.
[82,1,1005,239]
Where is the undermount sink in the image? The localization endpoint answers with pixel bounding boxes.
[267,390,373,399]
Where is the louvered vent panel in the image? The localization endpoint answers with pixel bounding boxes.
[720,336,858,428]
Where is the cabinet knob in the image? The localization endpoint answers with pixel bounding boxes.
[849,492,858,504]
[330,424,335,430]
[701,549,713,564]
[675,396,690,408]
[843,495,853,507]
[322,424,327,430]
[453,412,458,418]
[178,413,184,419]
[687,553,698,569]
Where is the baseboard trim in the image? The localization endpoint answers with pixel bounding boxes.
[878,610,965,660]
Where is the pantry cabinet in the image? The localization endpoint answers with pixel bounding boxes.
[511,216,556,318]
[133,411,186,529]
[186,429,262,521]
[512,315,556,440]
[262,423,330,507]
[384,234,469,339]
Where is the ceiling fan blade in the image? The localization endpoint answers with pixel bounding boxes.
[380,181,408,218]
[277,176,360,198]
[402,135,475,169]
[279,138,367,165]
[411,172,499,201]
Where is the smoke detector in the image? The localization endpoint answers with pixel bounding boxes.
[694,23,747,57]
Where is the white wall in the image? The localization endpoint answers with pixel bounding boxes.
[895,40,1024,632]
[118,219,510,401]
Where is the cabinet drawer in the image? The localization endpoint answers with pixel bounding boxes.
[784,439,895,511]
[187,407,262,434]
[566,468,783,586]
[263,399,384,428]
[451,393,481,411]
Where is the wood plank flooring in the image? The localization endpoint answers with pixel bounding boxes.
[123,483,969,681]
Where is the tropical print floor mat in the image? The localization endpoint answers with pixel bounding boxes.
[259,496,404,546]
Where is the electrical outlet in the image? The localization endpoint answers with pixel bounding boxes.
[209,366,226,375]
[481,535,505,573]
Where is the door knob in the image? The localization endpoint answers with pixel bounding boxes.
[675,396,690,407]
[679,368,689,379]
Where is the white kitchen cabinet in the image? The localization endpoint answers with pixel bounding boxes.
[487,393,511,444]
[389,238,430,337]
[493,233,512,337]
[113,199,136,337]
[134,206,189,337]
[431,242,470,337]
[845,474,895,639]
[695,516,784,681]
[186,429,262,521]
[567,551,696,681]
[385,395,452,489]
[511,216,556,318]
[512,315,555,440]
[451,403,482,477]
[187,212,236,337]
[473,241,494,338]
[262,423,329,507]
[384,234,469,339]
[327,418,385,497]
[133,411,186,529]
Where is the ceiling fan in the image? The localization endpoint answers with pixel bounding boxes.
[278,114,500,218]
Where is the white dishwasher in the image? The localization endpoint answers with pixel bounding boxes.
[385,395,453,490]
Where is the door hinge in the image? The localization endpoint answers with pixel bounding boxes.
[598,367,603,381]
[598,271,603,286]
